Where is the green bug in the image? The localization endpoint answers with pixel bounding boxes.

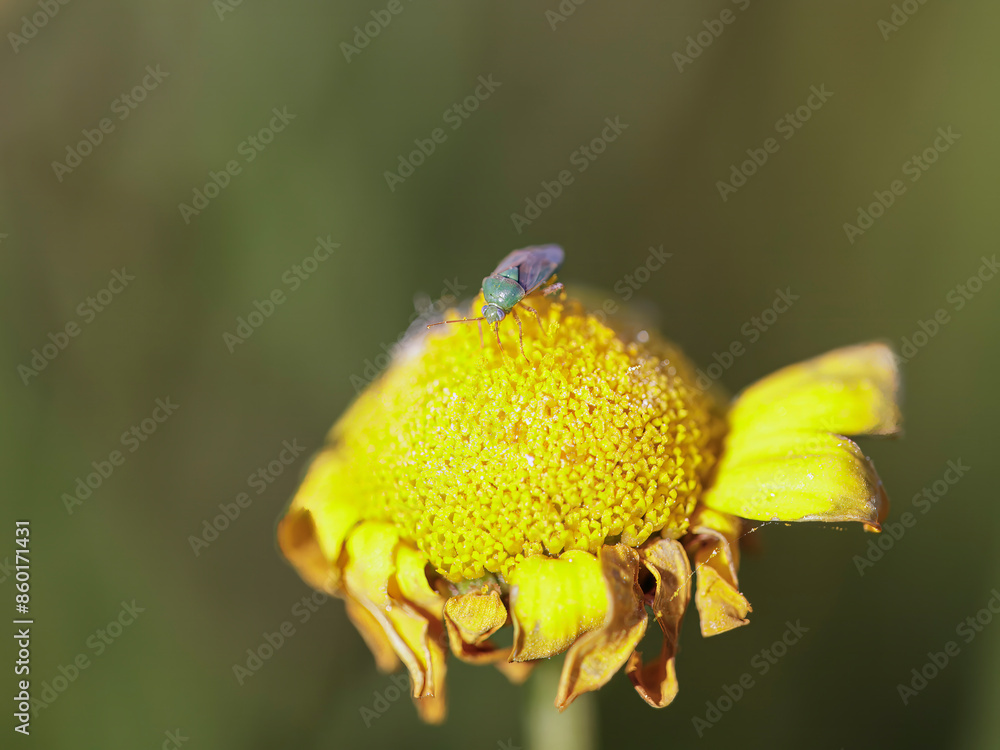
[428,245,564,360]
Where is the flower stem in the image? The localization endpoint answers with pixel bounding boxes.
[524,660,597,750]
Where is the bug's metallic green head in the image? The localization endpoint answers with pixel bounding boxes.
[481,303,506,324]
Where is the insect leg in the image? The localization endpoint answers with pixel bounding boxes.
[493,322,504,356]
[541,282,563,296]
[477,320,484,348]
[511,307,529,363]
[519,303,545,336]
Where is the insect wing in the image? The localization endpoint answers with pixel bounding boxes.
[490,245,564,294]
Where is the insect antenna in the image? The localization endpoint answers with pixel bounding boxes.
[427,316,486,329]
[427,315,488,349]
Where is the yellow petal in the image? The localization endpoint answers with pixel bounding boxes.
[343,522,400,606]
[276,508,339,593]
[342,523,447,703]
[343,597,399,673]
[722,427,876,469]
[688,505,743,582]
[687,506,751,637]
[412,647,448,725]
[394,544,445,618]
[556,545,648,709]
[626,538,691,707]
[703,433,888,528]
[689,505,742,542]
[279,450,361,590]
[728,342,901,438]
[508,551,607,662]
[692,562,752,637]
[444,588,510,663]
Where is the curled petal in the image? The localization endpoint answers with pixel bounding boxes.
[727,342,901,438]
[687,509,751,637]
[691,556,751,637]
[412,646,448,725]
[444,588,510,663]
[343,597,399,673]
[508,551,607,661]
[626,538,691,707]
[278,451,361,591]
[690,505,743,547]
[277,508,339,593]
[394,544,445,618]
[702,432,888,529]
[556,545,648,709]
[444,584,535,681]
[342,523,447,707]
[343,523,400,607]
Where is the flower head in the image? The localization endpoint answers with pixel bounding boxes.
[278,287,900,722]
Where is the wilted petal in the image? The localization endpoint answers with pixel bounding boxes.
[412,644,448,725]
[394,544,445,618]
[687,508,751,637]
[392,543,449,716]
[277,508,339,593]
[508,551,607,661]
[444,587,510,663]
[626,538,691,707]
[342,523,399,607]
[278,451,362,591]
[727,342,901,437]
[556,545,648,709]
[691,559,751,637]
[342,523,447,703]
[343,597,399,673]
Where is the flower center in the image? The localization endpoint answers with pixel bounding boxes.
[334,295,726,582]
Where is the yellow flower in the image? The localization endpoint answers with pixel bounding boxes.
[277,288,900,723]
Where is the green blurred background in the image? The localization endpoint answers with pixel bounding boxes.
[2,1,998,748]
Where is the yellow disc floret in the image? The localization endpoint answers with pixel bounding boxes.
[326,292,726,582]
